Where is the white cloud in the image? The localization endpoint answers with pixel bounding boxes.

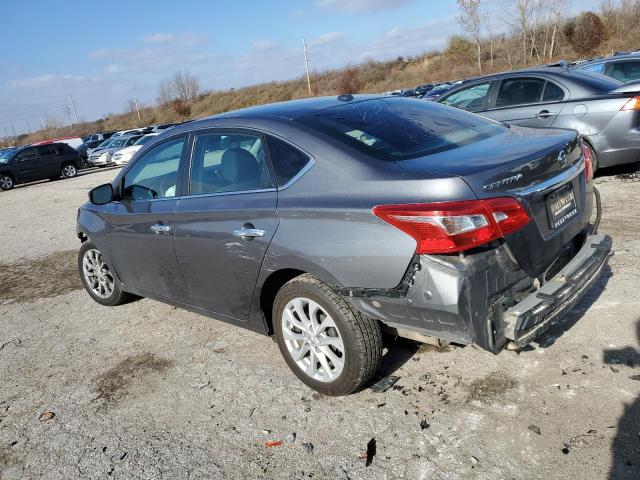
[310,32,346,46]
[252,40,280,51]
[315,0,414,13]
[143,32,209,46]
[9,74,100,89]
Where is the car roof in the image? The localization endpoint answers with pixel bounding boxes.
[208,94,383,121]
[438,66,622,96]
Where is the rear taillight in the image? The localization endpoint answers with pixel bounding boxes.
[582,141,594,182]
[372,198,530,254]
[621,96,640,111]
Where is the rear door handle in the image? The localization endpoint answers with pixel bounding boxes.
[150,224,172,234]
[233,228,265,239]
[536,110,556,119]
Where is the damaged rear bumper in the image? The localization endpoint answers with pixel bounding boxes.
[502,234,612,347]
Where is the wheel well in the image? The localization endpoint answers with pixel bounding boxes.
[260,268,306,334]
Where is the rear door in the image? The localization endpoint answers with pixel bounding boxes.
[173,129,278,320]
[35,145,61,178]
[481,76,567,127]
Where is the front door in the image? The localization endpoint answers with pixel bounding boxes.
[102,135,189,300]
[12,147,41,181]
[173,130,279,320]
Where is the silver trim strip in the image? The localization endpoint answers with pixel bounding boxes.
[516,159,584,198]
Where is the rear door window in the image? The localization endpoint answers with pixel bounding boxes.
[265,136,311,187]
[36,146,55,157]
[495,78,545,107]
[189,132,274,195]
[439,82,491,112]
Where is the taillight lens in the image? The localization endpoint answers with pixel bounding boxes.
[621,96,640,111]
[372,198,530,254]
[582,141,593,182]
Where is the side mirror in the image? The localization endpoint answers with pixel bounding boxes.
[89,183,114,205]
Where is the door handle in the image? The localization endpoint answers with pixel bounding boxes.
[536,110,555,119]
[150,224,172,234]
[233,227,265,239]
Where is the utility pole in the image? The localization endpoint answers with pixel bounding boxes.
[302,38,312,96]
[10,123,17,144]
[63,106,72,125]
[26,121,31,135]
[131,84,142,123]
[69,94,79,123]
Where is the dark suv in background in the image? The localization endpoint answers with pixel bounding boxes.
[0,143,82,190]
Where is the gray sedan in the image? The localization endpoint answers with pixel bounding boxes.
[434,67,640,169]
[77,96,611,395]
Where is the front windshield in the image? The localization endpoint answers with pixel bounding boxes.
[0,149,15,163]
[108,138,128,148]
[134,135,157,146]
[97,139,113,149]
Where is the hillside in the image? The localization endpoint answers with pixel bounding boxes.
[8,1,640,147]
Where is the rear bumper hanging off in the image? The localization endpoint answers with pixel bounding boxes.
[502,234,613,347]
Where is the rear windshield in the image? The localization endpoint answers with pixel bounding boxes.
[298,97,504,161]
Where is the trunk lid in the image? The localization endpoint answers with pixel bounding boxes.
[395,126,590,276]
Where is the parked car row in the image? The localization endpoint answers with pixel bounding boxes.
[0,124,179,191]
[397,52,640,171]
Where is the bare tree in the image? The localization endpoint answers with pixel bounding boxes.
[157,70,201,106]
[457,0,483,72]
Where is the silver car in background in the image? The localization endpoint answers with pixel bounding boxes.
[87,135,143,166]
[434,66,640,170]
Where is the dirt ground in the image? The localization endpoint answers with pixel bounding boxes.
[0,165,639,479]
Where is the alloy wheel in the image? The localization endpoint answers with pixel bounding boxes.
[62,164,77,178]
[82,249,114,298]
[281,297,345,382]
[0,175,13,190]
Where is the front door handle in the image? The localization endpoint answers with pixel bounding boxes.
[233,227,265,239]
[150,224,172,234]
[536,110,555,119]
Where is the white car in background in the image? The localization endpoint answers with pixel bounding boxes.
[112,133,159,165]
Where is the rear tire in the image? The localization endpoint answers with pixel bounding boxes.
[0,174,14,191]
[273,274,382,396]
[61,163,78,179]
[78,242,133,306]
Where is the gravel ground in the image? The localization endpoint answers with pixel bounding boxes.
[0,165,639,479]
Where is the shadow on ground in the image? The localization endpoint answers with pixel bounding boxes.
[606,319,640,479]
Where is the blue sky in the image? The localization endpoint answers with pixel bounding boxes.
[0,0,600,135]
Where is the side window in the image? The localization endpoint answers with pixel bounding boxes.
[440,82,491,112]
[609,61,640,82]
[189,132,273,195]
[17,148,37,162]
[265,136,311,187]
[495,78,545,107]
[36,146,55,157]
[542,81,565,102]
[580,63,605,74]
[122,137,185,201]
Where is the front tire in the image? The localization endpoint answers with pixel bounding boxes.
[273,274,382,396]
[61,163,78,179]
[0,174,14,191]
[78,242,132,306]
